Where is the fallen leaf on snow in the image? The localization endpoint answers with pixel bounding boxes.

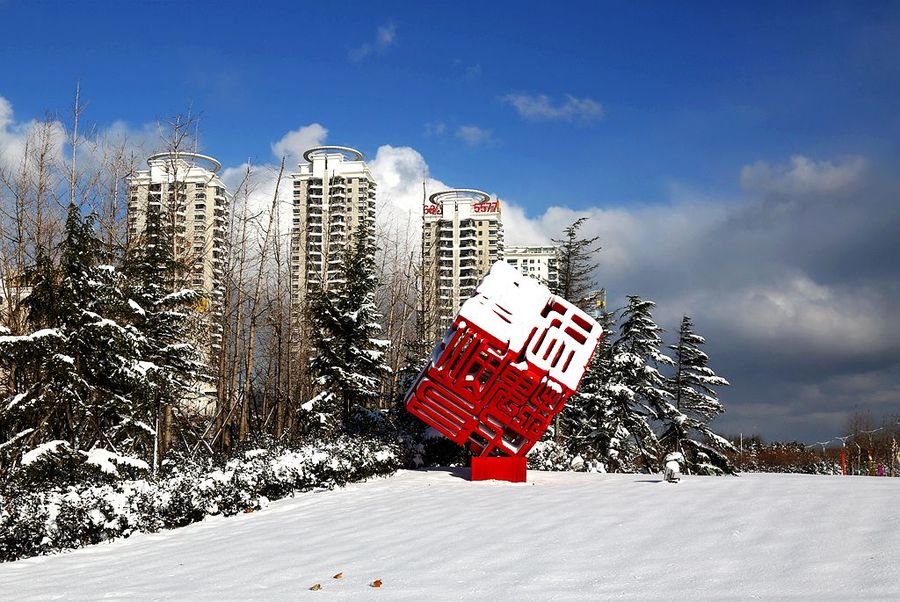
[333,572,343,579]
[309,583,322,591]
[370,579,383,588]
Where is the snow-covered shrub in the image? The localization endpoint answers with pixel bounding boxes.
[13,441,152,491]
[693,451,724,476]
[527,439,607,472]
[527,440,574,471]
[0,436,400,562]
[0,493,51,560]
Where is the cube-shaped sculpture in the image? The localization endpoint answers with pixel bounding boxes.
[405,261,602,457]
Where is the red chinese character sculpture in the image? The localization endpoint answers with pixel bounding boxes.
[405,261,602,481]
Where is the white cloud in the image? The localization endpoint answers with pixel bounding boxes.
[220,161,294,255]
[685,275,893,356]
[423,122,447,137]
[0,94,160,179]
[271,123,328,164]
[0,96,12,129]
[740,155,867,196]
[0,95,230,184]
[455,125,493,147]
[349,23,397,62]
[503,93,604,122]
[369,144,449,236]
[499,201,554,246]
[0,95,66,172]
[96,119,161,152]
[220,123,329,258]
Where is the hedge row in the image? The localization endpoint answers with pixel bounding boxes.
[0,436,401,562]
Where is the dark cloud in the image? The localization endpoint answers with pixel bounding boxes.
[504,155,900,442]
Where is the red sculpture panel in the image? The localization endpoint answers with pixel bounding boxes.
[405,261,602,459]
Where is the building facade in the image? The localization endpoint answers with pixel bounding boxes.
[127,152,230,403]
[504,245,561,291]
[289,146,377,312]
[422,189,504,341]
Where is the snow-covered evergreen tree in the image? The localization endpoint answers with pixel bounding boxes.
[662,316,736,475]
[561,309,615,466]
[0,204,151,478]
[307,218,390,434]
[121,207,210,470]
[606,296,674,472]
[548,216,602,443]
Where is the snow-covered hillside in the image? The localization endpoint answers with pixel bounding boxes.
[2,470,898,600]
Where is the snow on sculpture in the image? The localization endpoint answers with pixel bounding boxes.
[664,451,684,483]
[405,261,602,476]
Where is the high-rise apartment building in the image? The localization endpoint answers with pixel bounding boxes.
[422,189,504,341]
[504,245,560,291]
[127,152,230,403]
[289,146,377,312]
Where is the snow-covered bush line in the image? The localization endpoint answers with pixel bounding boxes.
[527,440,606,473]
[0,436,400,563]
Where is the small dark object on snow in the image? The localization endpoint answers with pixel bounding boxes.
[370,579,383,588]
[333,572,344,579]
[309,583,322,591]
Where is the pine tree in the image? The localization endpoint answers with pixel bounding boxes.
[606,296,674,472]
[552,217,601,310]
[662,316,736,474]
[121,207,209,470]
[549,217,601,443]
[561,309,615,466]
[0,204,150,476]
[307,219,390,434]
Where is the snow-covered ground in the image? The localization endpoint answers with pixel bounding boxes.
[2,470,898,600]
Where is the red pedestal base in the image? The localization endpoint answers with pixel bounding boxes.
[470,456,527,482]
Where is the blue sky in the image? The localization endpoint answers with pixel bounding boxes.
[2,1,900,442]
[2,1,897,206]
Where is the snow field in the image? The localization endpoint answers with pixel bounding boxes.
[1,470,898,600]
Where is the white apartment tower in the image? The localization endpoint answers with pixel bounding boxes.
[422,189,504,341]
[127,152,230,402]
[505,245,561,291]
[290,145,377,313]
